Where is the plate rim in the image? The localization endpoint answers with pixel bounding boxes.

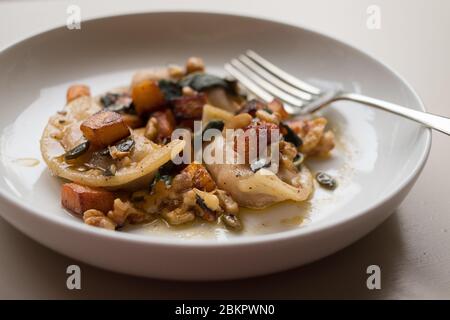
[0,11,432,247]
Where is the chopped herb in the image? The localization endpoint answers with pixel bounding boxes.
[159,174,171,185]
[159,174,172,186]
[224,79,239,96]
[179,73,235,93]
[159,161,177,176]
[158,79,182,100]
[151,162,176,187]
[280,123,303,148]
[203,120,224,135]
[263,107,273,114]
[194,120,225,142]
[316,172,337,190]
[64,141,90,160]
[105,103,134,113]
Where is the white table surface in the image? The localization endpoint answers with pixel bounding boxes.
[0,0,449,299]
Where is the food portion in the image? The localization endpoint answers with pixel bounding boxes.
[40,95,185,189]
[40,57,336,232]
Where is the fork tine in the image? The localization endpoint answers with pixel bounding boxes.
[245,50,321,96]
[224,63,300,114]
[230,59,305,107]
[237,55,313,101]
[224,63,273,103]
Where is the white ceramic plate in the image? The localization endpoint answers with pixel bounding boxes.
[0,12,431,280]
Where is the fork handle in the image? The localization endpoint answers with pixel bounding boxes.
[337,93,450,135]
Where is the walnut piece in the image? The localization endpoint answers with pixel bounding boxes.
[144,117,158,141]
[186,57,205,74]
[83,209,116,230]
[288,117,335,156]
[107,198,146,226]
[163,207,195,225]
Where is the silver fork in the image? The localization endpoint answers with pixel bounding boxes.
[225,50,450,135]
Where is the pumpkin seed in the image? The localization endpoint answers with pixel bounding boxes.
[115,137,135,152]
[196,194,214,213]
[64,141,90,160]
[152,171,172,187]
[101,93,120,107]
[221,213,242,231]
[101,92,135,114]
[316,172,337,190]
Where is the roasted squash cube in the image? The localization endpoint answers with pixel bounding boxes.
[131,80,166,115]
[182,163,216,192]
[66,84,90,103]
[121,114,143,129]
[80,111,129,147]
[61,183,114,215]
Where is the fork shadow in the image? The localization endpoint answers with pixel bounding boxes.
[0,210,405,299]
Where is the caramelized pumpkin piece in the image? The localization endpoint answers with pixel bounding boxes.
[61,183,114,215]
[80,110,129,147]
[66,84,91,103]
[182,163,216,192]
[131,80,165,115]
[121,114,143,129]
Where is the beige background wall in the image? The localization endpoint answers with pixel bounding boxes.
[0,0,449,299]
